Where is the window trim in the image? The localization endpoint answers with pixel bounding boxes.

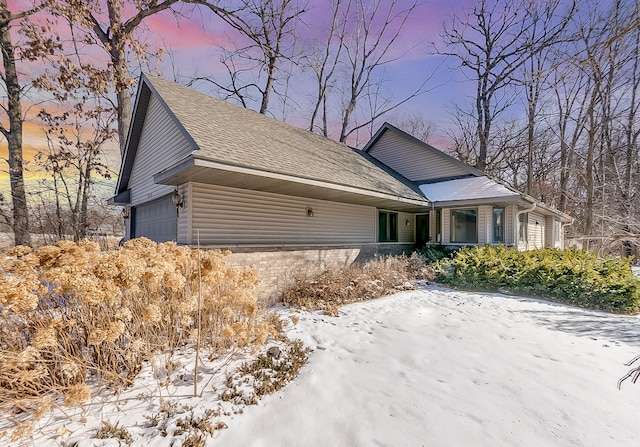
[519,212,529,243]
[378,210,399,242]
[492,207,505,244]
[450,208,478,244]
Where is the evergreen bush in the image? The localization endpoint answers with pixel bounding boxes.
[438,246,640,314]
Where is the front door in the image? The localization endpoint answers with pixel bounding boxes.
[416,214,430,248]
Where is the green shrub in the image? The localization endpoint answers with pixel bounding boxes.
[438,246,640,314]
[416,245,457,263]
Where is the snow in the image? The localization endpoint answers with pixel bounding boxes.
[419,176,516,203]
[5,285,640,446]
[218,286,640,447]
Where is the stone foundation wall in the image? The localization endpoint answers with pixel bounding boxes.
[221,243,415,299]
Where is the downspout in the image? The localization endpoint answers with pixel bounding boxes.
[559,218,575,249]
[515,201,536,250]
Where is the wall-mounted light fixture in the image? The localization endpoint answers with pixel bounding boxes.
[172,188,184,208]
[405,219,411,226]
[306,207,314,217]
[172,188,184,217]
[121,207,129,219]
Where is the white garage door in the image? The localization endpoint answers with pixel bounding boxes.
[132,194,177,242]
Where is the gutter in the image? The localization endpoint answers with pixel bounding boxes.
[560,218,575,249]
[515,202,536,249]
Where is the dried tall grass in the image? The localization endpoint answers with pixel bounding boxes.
[280,253,435,316]
[0,238,278,435]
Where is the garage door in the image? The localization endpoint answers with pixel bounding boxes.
[132,194,177,242]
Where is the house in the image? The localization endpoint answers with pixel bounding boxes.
[111,74,571,282]
[362,124,573,251]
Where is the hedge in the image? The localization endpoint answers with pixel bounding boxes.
[437,245,640,314]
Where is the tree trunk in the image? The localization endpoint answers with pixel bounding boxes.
[259,55,276,114]
[112,42,131,156]
[527,97,535,195]
[476,74,490,171]
[78,158,93,239]
[584,93,597,240]
[1,18,30,246]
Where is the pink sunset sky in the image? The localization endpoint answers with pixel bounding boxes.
[133,0,476,147]
[2,0,482,191]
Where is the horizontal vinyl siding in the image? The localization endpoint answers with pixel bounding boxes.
[398,212,415,243]
[190,183,376,245]
[478,206,488,245]
[443,208,451,243]
[526,212,545,250]
[505,205,515,246]
[545,216,554,248]
[177,184,189,245]
[368,131,470,181]
[129,95,194,205]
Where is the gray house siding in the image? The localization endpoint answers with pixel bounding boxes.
[367,130,471,181]
[397,211,415,243]
[187,183,376,245]
[528,211,546,250]
[128,94,194,206]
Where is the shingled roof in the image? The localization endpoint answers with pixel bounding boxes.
[115,74,428,208]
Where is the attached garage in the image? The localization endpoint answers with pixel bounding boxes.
[132,194,177,242]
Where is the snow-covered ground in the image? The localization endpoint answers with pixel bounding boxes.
[218,286,640,447]
[5,285,640,446]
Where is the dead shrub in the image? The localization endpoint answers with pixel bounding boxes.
[0,238,279,437]
[280,253,434,315]
[95,421,133,445]
[222,340,309,405]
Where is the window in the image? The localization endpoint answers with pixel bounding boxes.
[493,207,505,243]
[378,211,398,242]
[519,213,528,243]
[450,209,477,243]
[435,209,442,243]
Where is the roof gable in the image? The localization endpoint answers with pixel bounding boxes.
[363,123,483,182]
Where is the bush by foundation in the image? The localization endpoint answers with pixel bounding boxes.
[439,245,640,314]
[279,253,435,316]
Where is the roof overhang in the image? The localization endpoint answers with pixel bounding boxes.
[418,175,572,223]
[521,197,573,222]
[153,155,431,213]
[107,189,131,205]
[432,195,522,208]
[432,196,572,222]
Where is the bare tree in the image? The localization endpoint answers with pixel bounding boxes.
[440,0,574,171]
[336,0,427,143]
[57,0,235,154]
[547,53,589,215]
[518,0,575,196]
[54,1,179,154]
[33,99,116,240]
[33,23,117,241]
[196,0,307,115]
[390,111,437,144]
[0,0,57,246]
[303,0,349,136]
